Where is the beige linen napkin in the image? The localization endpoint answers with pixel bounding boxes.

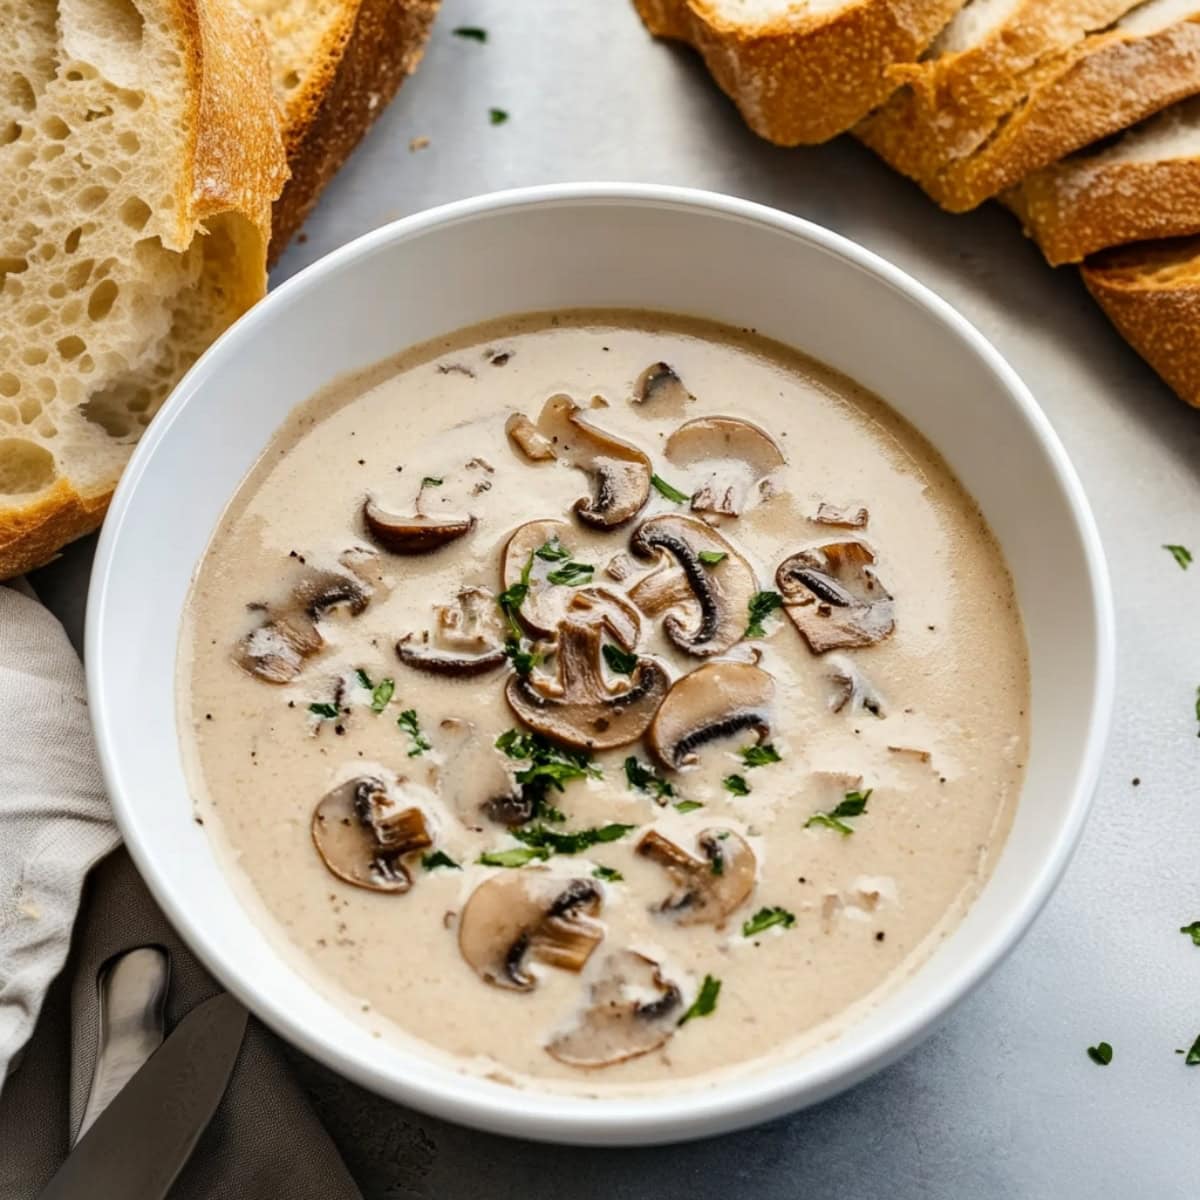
[0,584,361,1198]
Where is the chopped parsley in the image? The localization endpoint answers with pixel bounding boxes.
[1164,544,1192,570]
[546,560,595,586]
[650,473,689,503]
[370,678,395,713]
[723,774,750,796]
[1181,921,1200,946]
[698,550,727,566]
[308,702,338,719]
[421,851,460,871]
[592,865,624,882]
[397,709,431,756]
[603,644,639,676]
[503,637,541,677]
[624,755,675,801]
[1186,1034,1200,1066]
[355,668,373,689]
[420,476,443,487]
[678,975,721,1026]
[745,590,783,638]
[453,25,487,41]
[739,743,781,768]
[1087,1042,1113,1066]
[495,729,599,820]
[805,788,872,836]
[1195,686,1200,737]
[512,823,634,856]
[489,107,509,125]
[497,551,534,638]
[535,537,571,561]
[674,800,704,814]
[742,906,796,937]
[478,846,546,868]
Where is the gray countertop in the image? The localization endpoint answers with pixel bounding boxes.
[32,1,1200,1195]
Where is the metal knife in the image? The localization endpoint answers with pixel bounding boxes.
[38,991,248,1200]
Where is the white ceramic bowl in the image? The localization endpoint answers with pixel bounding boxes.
[87,185,1114,1145]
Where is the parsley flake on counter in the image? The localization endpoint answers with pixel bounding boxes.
[1164,543,1193,569]
[805,788,872,836]
[740,743,781,768]
[1181,921,1200,946]
[745,590,783,638]
[674,800,704,814]
[742,906,796,937]
[1087,1042,1113,1066]
[678,974,721,1026]
[698,550,726,566]
[603,644,639,676]
[489,107,509,125]
[478,846,546,869]
[535,537,571,561]
[1186,1034,1200,1065]
[421,476,443,487]
[370,678,395,713]
[650,473,689,503]
[421,851,460,871]
[308,702,338,719]
[624,755,675,801]
[723,774,750,796]
[592,865,624,882]
[397,708,431,756]
[453,25,487,41]
[546,560,595,586]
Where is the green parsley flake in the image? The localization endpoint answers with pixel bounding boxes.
[535,537,571,561]
[698,550,726,566]
[355,668,373,689]
[603,644,639,676]
[421,851,460,871]
[397,709,431,756]
[489,107,509,125]
[1087,1042,1113,1066]
[370,678,395,713]
[1195,686,1200,737]
[1186,1034,1200,1066]
[478,846,547,869]
[650,474,689,503]
[678,975,721,1026]
[308,702,338,719]
[745,590,783,638]
[1164,544,1192,569]
[511,823,634,856]
[497,551,534,639]
[739,743,781,768]
[421,476,443,487]
[503,637,541,677]
[674,800,704,814]
[1181,921,1200,946]
[805,788,872,836]
[453,26,487,41]
[592,865,624,883]
[742,906,796,937]
[494,729,599,822]
[624,756,675,801]
[723,774,750,796]
[546,561,595,586]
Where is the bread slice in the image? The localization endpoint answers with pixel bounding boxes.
[631,0,967,146]
[245,0,440,257]
[857,0,1200,212]
[1083,236,1200,405]
[1005,96,1200,265]
[0,0,287,579]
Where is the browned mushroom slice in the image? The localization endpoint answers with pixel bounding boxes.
[648,660,774,769]
[813,502,868,529]
[633,362,691,410]
[506,618,669,751]
[826,654,886,717]
[506,412,556,461]
[629,515,757,657]
[397,586,507,676]
[502,518,578,636]
[458,875,605,990]
[535,394,652,528]
[776,540,895,654]
[293,570,370,619]
[637,828,756,927]
[235,613,323,683]
[564,587,641,651]
[664,417,785,516]
[362,499,475,554]
[547,949,682,1068]
[311,777,432,893]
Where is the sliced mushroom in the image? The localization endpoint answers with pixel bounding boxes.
[605,552,633,582]
[664,416,785,516]
[633,362,690,410]
[458,874,605,990]
[826,654,886,717]
[435,718,517,829]
[398,586,507,676]
[293,570,370,620]
[506,412,556,461]
[547,949,681,1068]
[813,501,868,529]
[535,394,651,528]
[311,776,432,893]
[506,618,669,751]
[501,519,579,636]
[776,539,895,653]
[629,515,756,657]
[362,498,475,554]
[235,613,323,683]
[647,660,773,769]
[564,587,641,652]
[638,828,755,927]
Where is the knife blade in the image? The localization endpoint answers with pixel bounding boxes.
[39,991,247,1200]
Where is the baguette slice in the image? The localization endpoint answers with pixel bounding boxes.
[858,0,1200,211]
[1005,96,1200,265]
[1083,236,1200,405]
[632,0,967,146]
[0,0,287,579]
[245,0,440,258]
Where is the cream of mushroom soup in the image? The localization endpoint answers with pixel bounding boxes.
[179,310,1029,1096]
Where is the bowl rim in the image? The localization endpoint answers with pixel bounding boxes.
[86,182,1115,1143]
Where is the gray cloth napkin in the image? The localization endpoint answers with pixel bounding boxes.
[0,585,361,1198]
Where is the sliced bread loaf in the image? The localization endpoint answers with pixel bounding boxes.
[0,0,287,579]
[632,0,966,145]
[1005,96,1200,264]
[1083,236,1200,405]
[245,0,440,257]
[857,0,1200,211]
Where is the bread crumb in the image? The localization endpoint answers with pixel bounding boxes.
[409,135,431,152]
